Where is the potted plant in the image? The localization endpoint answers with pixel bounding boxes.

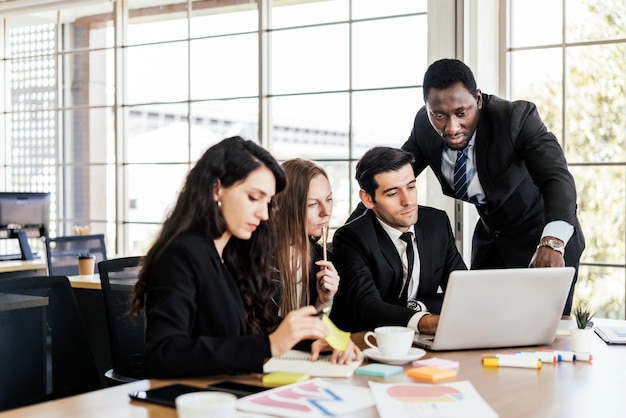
[77,252,96,276]
[570,303,595,353]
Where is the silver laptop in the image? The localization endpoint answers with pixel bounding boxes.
[414,267,575,351]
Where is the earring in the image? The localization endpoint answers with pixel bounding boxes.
[217,200,222,208]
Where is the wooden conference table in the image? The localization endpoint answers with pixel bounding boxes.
[1,318,625,417]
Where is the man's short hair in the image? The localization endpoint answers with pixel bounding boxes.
[423,58,477,102]
[356,147,415,199]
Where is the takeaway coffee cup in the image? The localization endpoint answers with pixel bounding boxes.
[364,326,415,357]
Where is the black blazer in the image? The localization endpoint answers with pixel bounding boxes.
[143,231,272,378]
[330,207,467,333]
[401,94,585,271]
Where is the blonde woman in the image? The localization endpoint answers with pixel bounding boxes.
[273,159,340,316]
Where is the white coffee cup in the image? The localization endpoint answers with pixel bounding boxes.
[175,391,237,418]
[364,326,415,357]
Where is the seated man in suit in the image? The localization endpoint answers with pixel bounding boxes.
[330,146,467,334]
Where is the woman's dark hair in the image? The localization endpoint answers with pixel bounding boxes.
[422,58,477,102]
[355,147,415,201]
[131,136,286,335]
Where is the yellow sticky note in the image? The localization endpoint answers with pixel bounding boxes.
[322,315,351,351]
[262,372,310,387]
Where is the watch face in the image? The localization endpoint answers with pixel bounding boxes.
[548,240,564,249]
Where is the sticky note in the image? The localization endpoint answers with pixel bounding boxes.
[356,363,403,378]
[322,315,351,351]
[262,372,310,387]
[412,357,460,369]
[407,366,457,383]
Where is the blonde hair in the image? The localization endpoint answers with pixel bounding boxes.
[274,159,329,314]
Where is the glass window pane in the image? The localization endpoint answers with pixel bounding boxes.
[190,34,258,100]
[128,1,188,45]
[509,49,563,146]
[352,0,426,19]
[59,164,110,223]
[6,17,56,58]
[352,88,420,158]
[575,265,625,319]
[570,165,625,265]
[126,42,189,104]
[317,161,350,229]
[271,93,349,160]
[63,108,114,164]
[271,0,348,29]
[352,15,426,89]
[566,0,626,43]
[271,25,348,94]
[62,50,114,107]
[190,99,259,160]
[127,222,162,255]
[509,0,562,47]
[127,104,190,164]
[565,44,626,163]
[127,164,189,223]
[191,1,257,37]
[59,2,114,51]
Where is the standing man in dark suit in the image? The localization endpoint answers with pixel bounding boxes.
[330,147,466,334]
[401,58,584,315]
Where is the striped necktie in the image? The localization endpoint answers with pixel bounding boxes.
[454,150,469,201]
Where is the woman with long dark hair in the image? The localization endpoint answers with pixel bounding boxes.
[130,137,354,378]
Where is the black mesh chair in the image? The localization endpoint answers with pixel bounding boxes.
[0,276,102,411]
[98,256,146,385]
[44,234,107,276]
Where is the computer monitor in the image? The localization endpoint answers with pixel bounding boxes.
[0,192,50,260]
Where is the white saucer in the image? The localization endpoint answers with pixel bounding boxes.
[363,347,426,365]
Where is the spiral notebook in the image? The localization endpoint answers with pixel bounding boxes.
[263,350,362,377]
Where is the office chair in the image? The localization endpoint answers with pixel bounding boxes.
[44,234,107,276]
[98,256,146,385]
[0,275,102,411]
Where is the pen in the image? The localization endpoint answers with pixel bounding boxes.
[538,349,575,362]
[571,352,593,362]
[543,350,593,362]
[482,356,541,369]
[321,226,327,263]
[500,352,560,363]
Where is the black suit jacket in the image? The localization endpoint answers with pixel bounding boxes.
[143,231,272,378]
[330,207,467,332]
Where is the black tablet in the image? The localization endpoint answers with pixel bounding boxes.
[129,381,267,408]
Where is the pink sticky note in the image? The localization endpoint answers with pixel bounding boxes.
[412,357,459,369]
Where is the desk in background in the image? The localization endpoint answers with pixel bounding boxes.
[0,259,47,279]
[1,319,625,417]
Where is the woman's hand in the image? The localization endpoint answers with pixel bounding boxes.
[315,260,340,309]
[310,338,361,365]
[268,306,328,357]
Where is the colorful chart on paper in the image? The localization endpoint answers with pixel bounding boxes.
[236,378,374,417]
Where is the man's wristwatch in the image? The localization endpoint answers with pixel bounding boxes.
[537,238,565,256]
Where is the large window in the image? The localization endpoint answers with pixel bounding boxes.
[508,0,626,318]
[0,0,429,256]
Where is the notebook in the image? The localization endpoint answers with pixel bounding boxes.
[594,325,626,344]
[414,267,575,351]
[263,350,362,377]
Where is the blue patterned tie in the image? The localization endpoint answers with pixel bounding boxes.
[454,150,469,201]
